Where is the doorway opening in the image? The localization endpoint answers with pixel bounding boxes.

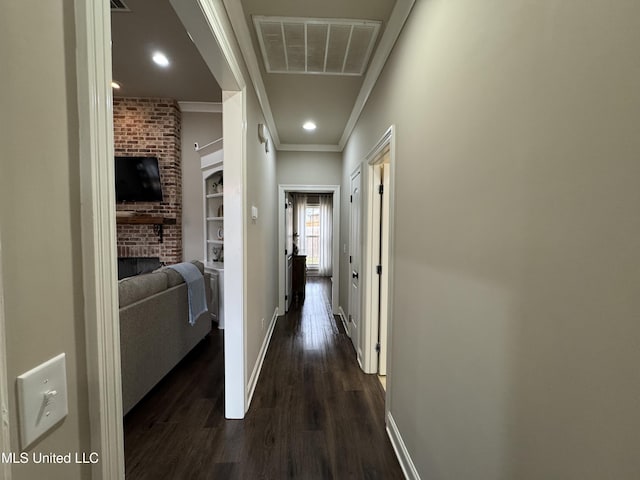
[362,127,395,407]
[278,185,340,317]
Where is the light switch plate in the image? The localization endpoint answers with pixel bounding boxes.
[17,353,68,449]
[251,205,258,220]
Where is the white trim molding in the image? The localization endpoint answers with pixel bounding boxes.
[222,0,414,152]
[222,89,247,419]
[170,0,246,91]
[387,412,421,480]
[277,143,343,153]
[222,0,281,147]
[247,307,279,405]
[0,235,11,480]
[362,126,395,374]
[338,0,415,149]
[75,0,125,478]
[220,0,415,152]
[338,306,350,337]
[179,101,223,113]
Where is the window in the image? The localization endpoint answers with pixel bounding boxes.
[304,205,320,267]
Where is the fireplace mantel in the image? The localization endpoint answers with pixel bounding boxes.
[116,215,177,243]
[115,215,177,226]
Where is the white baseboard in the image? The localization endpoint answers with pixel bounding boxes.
[247,307,279,407]
[387,412,421,480]
[338,306,350,337]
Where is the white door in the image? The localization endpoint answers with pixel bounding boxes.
[349,169,362,356]
[285,196,293,311]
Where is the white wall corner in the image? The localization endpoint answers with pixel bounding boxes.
[387,412,421,480]
[247,307,279,406]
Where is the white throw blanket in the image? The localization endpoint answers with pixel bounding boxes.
[167,262,208,325]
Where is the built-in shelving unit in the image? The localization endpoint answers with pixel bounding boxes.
[203,168,224,265]
[200,140,225,328]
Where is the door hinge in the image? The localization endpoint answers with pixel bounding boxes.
[285,249,288,255]
[285,294,288,300]
[375,342,381,353]
[350,195,353,203]
[285,202,288,209]
[348,314,353,323]
[378,184,384,195]
[376,265,382,275]
[349,255,352,264]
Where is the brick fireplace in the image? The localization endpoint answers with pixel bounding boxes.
[113,97,182,265]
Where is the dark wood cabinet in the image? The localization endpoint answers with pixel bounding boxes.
[292,255,307,304]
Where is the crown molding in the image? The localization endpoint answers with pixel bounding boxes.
[179,101,223,113]
[339,0,416,149]
[222,0,281,148]
[221,0,415,151]
[277,143,343,153]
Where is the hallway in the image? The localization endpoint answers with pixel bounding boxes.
[124,277,403,479]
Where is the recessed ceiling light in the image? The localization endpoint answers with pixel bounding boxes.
[111,81,121,89]
[152,52,170,67]
[303,121,316,131]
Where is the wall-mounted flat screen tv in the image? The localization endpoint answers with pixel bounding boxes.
[115,156,163,202]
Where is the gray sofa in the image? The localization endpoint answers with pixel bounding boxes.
[118,261,212,414]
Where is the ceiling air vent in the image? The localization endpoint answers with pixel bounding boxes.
[110,0,130,12]
[253,16,381,76]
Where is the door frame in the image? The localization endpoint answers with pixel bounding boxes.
[348,166,363,363]
[0,234,11,480]
[284,194,293,312]
[278,185,341,316]
[75,1,124,476]
[75,0,249,477]
[362,127,396,410]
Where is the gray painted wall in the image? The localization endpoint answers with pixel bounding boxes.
[181,111,222,262]
[245,86,279,383]
[277,151,341,186]
[1,2,91,478]
[341,0,640,478]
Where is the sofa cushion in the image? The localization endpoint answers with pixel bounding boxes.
[191,260,204,274]
[159,267,184,287]
[118,271,168,308]
[153,260,205,287]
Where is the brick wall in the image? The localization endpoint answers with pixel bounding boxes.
[113,98,182,265]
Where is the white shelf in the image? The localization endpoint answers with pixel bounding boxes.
[207,239,224,245]
[206,192,224,199]
[206,217,224,221]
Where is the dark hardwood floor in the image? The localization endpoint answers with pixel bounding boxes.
[124,277,403,479]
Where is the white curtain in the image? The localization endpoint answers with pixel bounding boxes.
[318,195,333,276]
[294,194,307,255]
[293,193,332,276]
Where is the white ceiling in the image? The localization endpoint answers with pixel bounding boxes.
[238,0,398,148]
[111,0,414,151]
[111,0,221,102]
